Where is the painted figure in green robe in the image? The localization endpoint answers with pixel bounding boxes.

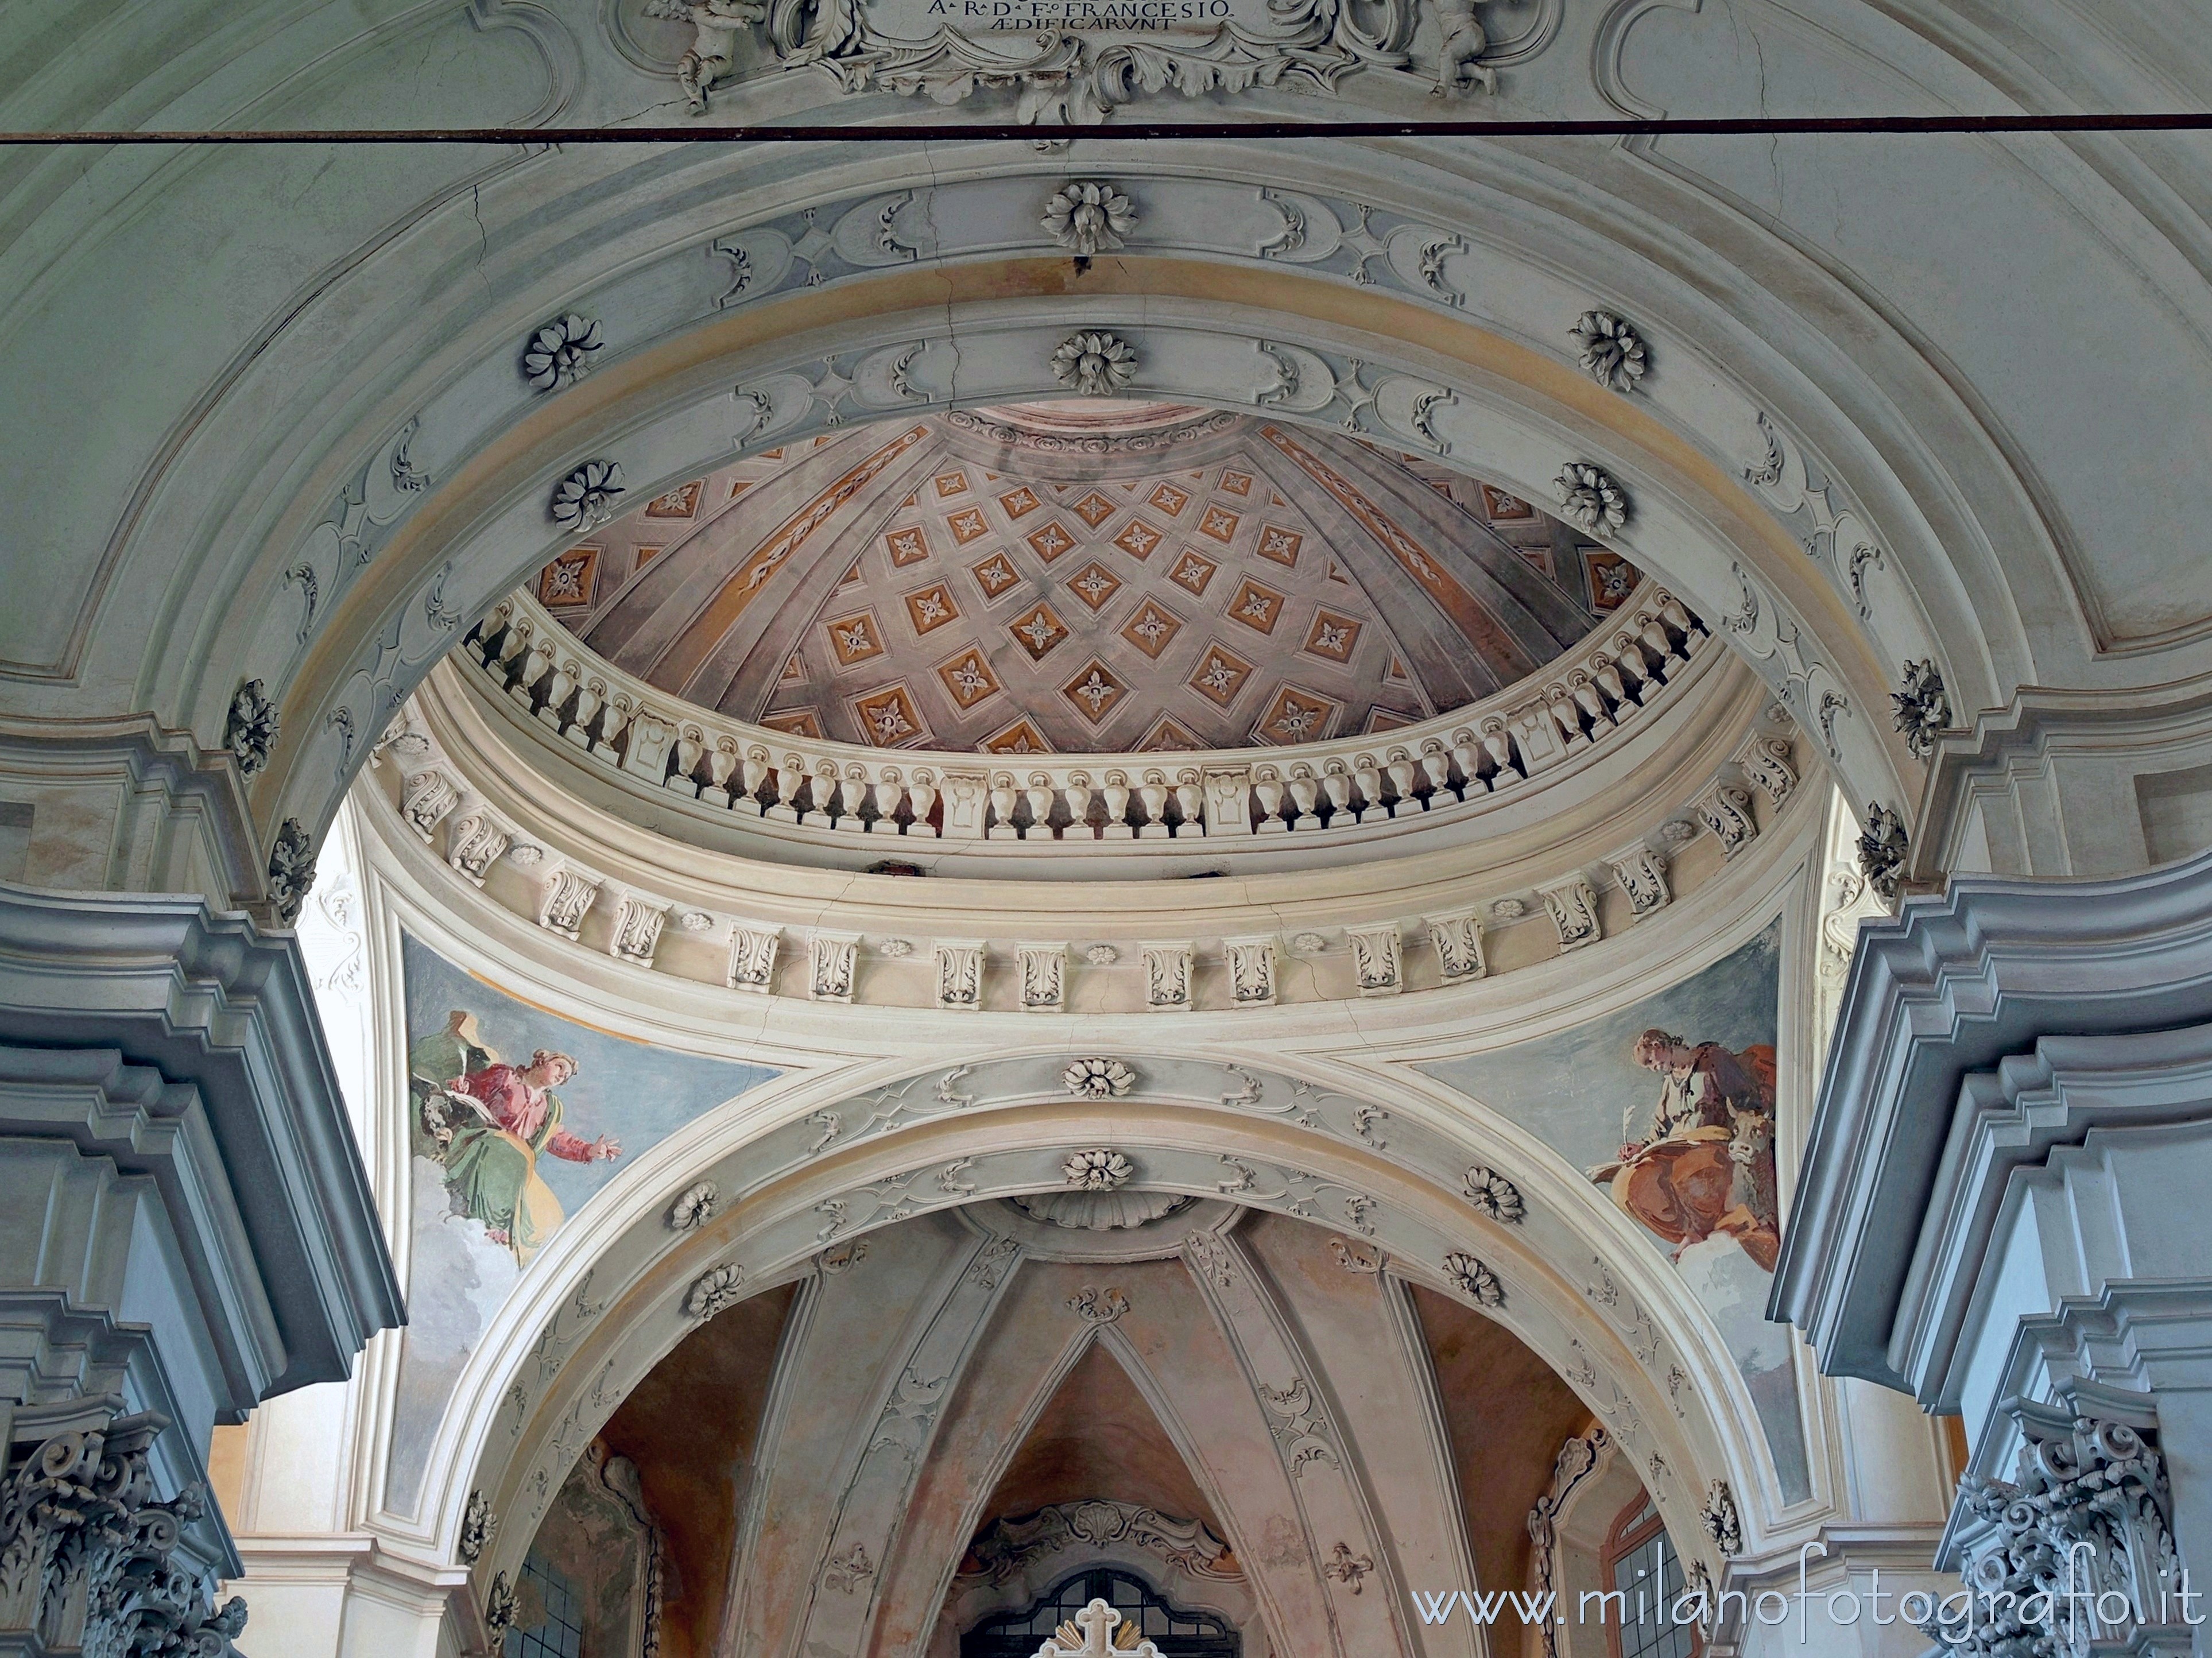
[408,1012,621,1265]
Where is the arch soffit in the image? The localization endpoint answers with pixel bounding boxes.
[79,144,2074,817]
[460,1095,1743,1609]
[239,266,1918,850]
[350,815,1823,1592]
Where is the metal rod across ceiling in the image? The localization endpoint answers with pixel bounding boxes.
[0,112,2206,145]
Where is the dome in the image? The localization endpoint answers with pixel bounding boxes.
[529,404,1638,756]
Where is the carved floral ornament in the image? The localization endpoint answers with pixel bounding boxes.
[1043,181,1136,257]
[1858,801,1909,900]
[1571,310,1648,394]
[1051,331,1138,398]
[551,460,625,532]
[521,313,603,391]
[1891,657,1951,759]
[224,677,280,777]
[1064,1148,1134,1190]
[1064,1057,1136,1099]
[1553,463,1629,537]
[635,0,1544,123]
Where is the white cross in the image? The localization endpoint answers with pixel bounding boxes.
[1029,1598,1161,1658]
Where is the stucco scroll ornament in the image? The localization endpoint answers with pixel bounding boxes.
[755,0,1411,125]
[1323,1541,1376,1592]
[1553,463,1629,537]
[1052,331,1138,398]
[1934,1413,2182,1656]
[224,678,280,777]
[1891,658,1951,760]
[961,1502,1240,1587]
[1064,1057,1136,1099]
[1857,802,1909,901]
[1571,309,1648,393]
[1067,1285,1132,1324]
[0,1411,250,1656]
[1043,181,1136,256]
[683,1260,747,1318]
[645,0,768,112]
[550,460,625,532]
[521,314,603,390]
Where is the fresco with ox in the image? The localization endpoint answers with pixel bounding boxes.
[1416,923,1810,1500]
[385,931,777,1516]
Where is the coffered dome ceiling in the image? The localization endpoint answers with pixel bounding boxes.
[533,402,1638,754]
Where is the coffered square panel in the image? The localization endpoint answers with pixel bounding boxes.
[1254,524,1303,565]
[1226,578,1287,636]
[824,609,886,667]
[903,583,962,636]
[970,553,1024,601]
[1025,519,1079,563]
[644,479,703,518]
[1070,489,1118,529]
[981,715,1053,754]
[1188,640,1256,707]
[884,525,931,566]
[1112,518,1166,561]
[1303,609,1362,663]
[1253,684,1343,745]
[1061,658,1128,726]
[936,646,1003,711]
[1168,549,1218,596]
[1197,505,1241,543]
[851,682,929,746]
[1008,602,1071,662]
[1120,599,1184,660]
[1067,560,1124,611]
[539,547,599,609]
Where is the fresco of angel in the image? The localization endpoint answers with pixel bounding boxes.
[409,1010,622,1266]
[1585,1027,1779,1272]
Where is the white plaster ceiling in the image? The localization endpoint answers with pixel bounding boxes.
[533,404,1635,754]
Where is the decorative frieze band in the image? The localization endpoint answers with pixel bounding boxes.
[373,722,1803,1009]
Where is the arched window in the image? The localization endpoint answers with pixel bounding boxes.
[1600,1497,1701,1658]
[960,1567,1239,1657]
[503,1551,585,1658]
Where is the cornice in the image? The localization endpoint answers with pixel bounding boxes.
[0,880,403,1399]
[1773,845,2212,1393]
[375,647,1802,1010]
